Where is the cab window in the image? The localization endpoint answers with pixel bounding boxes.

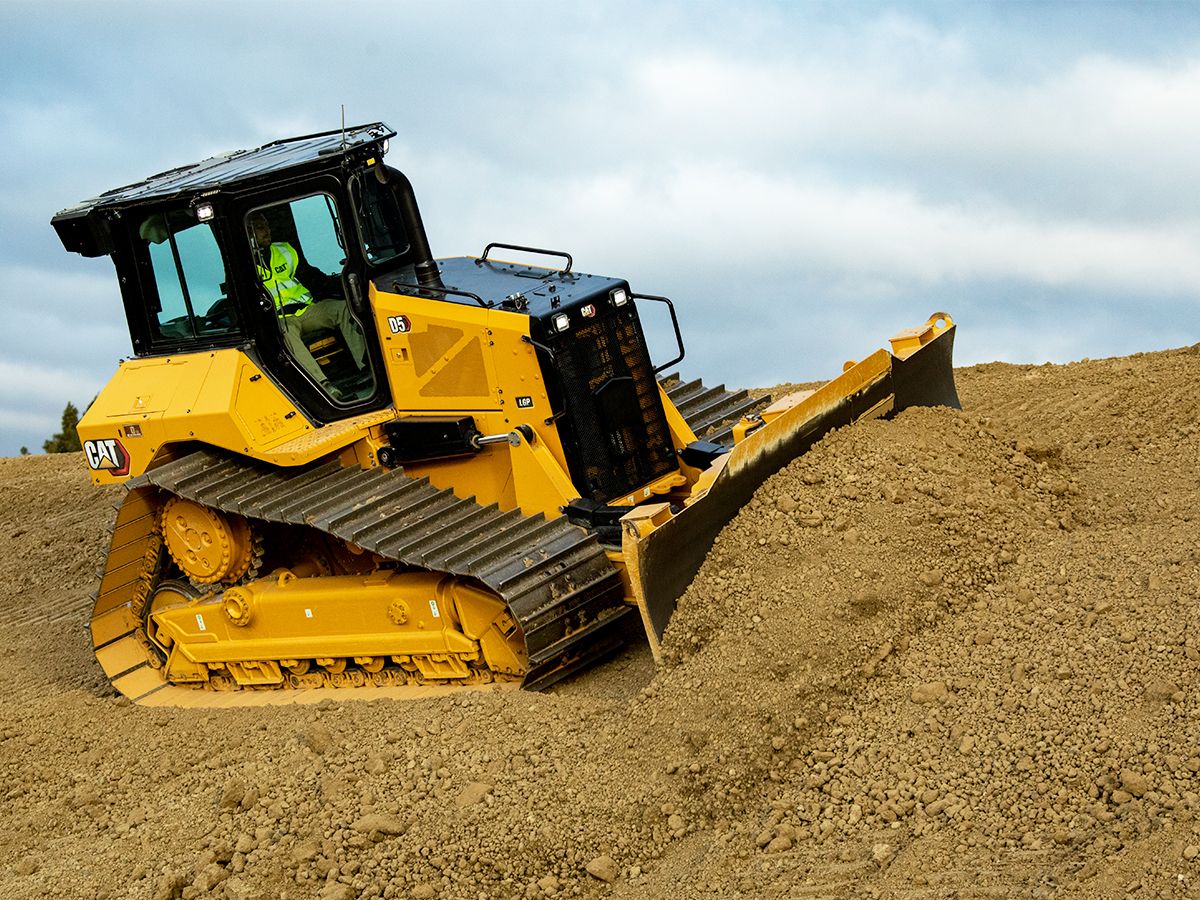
[351,173,410,267]
[139,210,237,343]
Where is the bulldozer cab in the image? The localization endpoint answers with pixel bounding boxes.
[51,123,426,421]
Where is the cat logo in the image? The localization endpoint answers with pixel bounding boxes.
[581,304,596,318]
[387,315,411,334]
[83,438,131,477]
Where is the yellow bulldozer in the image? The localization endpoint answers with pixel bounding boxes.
[52,123,958,707]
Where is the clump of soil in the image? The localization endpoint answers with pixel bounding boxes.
[0,343,1198,899]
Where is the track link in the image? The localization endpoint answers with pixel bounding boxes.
[91,449,632,704]
[660,373,770,447]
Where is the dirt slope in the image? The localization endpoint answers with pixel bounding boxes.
[0,344,1198,900]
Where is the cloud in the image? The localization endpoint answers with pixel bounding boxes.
[411,156,1200,294]
[1,1,1199,456]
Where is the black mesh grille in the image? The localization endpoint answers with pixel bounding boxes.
[549,308,676,502]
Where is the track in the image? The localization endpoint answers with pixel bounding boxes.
[659,373,769,446]
[91,449,632,705]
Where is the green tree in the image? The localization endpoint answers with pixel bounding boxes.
[43,401,83,453]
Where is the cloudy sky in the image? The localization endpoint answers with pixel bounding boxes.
[2,1,1198,455]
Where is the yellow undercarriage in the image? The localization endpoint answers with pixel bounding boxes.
[148,569,524,689]
[91,491,529,706]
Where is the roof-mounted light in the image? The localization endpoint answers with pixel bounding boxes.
[195,203,214,222]
[610,287,629,307]
[552,312,570,333]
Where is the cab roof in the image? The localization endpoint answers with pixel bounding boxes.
[52,122,395,256]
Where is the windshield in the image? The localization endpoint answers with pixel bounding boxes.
[139,210,238,343]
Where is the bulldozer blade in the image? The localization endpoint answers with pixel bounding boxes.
[622,321,957,659]
[893,320,960,411]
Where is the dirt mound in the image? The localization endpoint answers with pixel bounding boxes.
[1,344,1198,899]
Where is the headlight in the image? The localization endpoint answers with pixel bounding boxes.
[552,313,570,332]
[610,287,629,306]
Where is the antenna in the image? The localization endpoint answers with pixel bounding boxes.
[340,104,346,149]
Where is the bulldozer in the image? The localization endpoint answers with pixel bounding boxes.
[52,122,959,707]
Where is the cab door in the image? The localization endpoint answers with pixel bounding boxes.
[237,181,386,414]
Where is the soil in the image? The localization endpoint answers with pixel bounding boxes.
[1,344,1199,899]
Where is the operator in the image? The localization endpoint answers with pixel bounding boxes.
[250,212,367,398]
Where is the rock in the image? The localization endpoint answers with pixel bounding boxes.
[766,835,793,852]
[318,884,353,900]
[1184,845,1199,861]
[313,857,337,877]
[14,857,39,876]
[412,886,438,899]
[152,873,187,900]
[872,842,896,867]
[211,842,235,865]
[291,839,321,865]
[1119,769,1151,798]
[194,863,230,892]
[70,785,101,809]
[1144,678,1180,702]
[223,878,257,900]
[537,874,560,895]
[304,724,334,755]
[454,781,493,809]
[585,855,619,882]
[1111,790,1133,805]
[240,785,259,809]
[911,681,948,703]
[218,780,245,810]
[351,812,408,836]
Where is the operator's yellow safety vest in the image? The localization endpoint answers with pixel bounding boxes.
[258,242,313,313]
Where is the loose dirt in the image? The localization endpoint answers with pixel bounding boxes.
[1,345,1198,899]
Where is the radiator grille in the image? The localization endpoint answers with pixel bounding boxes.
[549,308,676,502]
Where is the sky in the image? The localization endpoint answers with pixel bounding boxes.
[2,0,1199,455]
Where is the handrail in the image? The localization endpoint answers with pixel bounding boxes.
[520,333,556,363]
[479,242,573,274]
[392,280,491,308]
[632,293,686,374]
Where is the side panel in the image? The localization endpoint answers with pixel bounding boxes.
[78,349,318,484]
[371,285,577,518]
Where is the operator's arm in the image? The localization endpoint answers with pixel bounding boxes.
[296,259,341,299]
